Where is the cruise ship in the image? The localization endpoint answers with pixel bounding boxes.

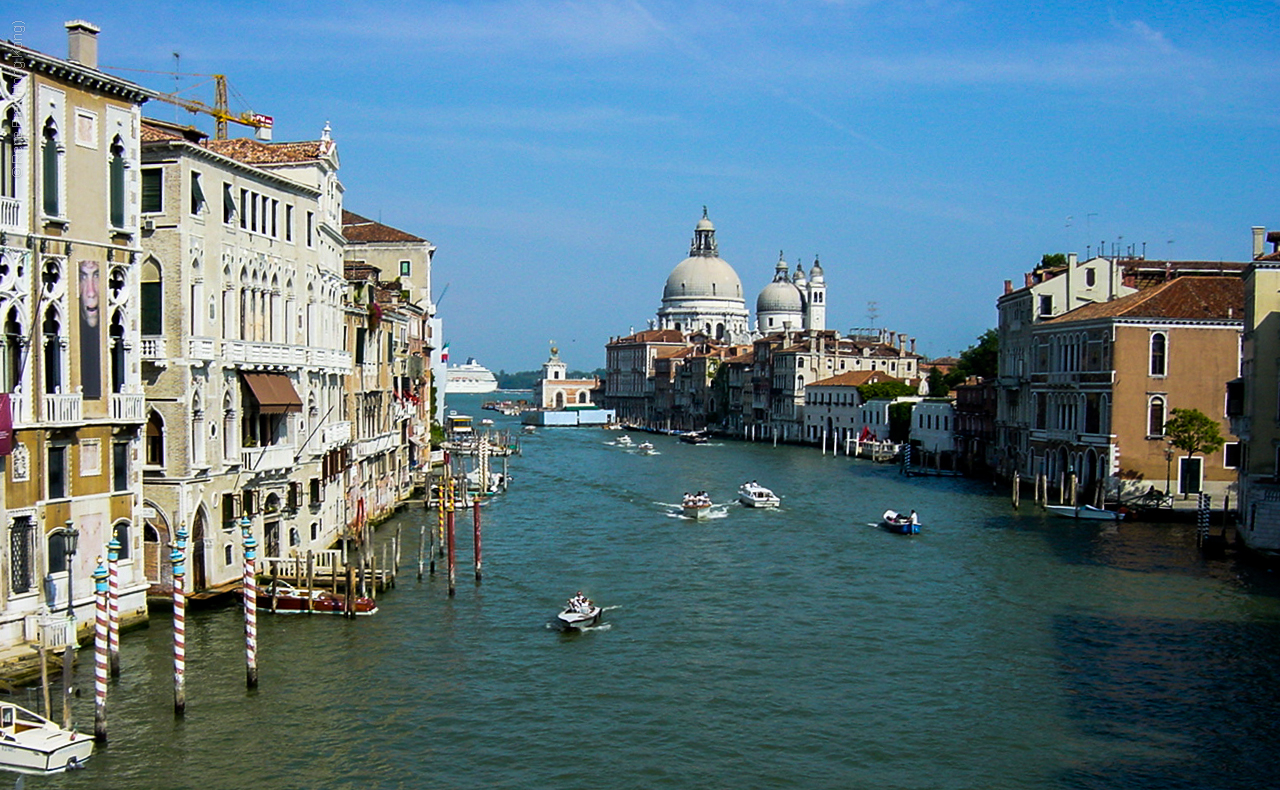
[446,358,499,394]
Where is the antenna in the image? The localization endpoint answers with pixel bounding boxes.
[172,52,180,124]
[866,300,880,328]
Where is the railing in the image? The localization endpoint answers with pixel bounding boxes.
[24,612,75,650]
[140,336,165,360]
[224,340,307,367]
[0,196,21,229]
[9,389,31,428]
[110,392,146,422]
[241,443,296,472]
[355,432,397,458]
[307,348,353,371]
[188,336,216,361]
[321,420,352,447]
[43,392,82,424]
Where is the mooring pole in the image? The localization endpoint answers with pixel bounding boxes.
[1012,471,1020,509]
[92,559,109,743]
[474,497,483,583]
[172,526,187,715]
[241,517,259,690]
[106,536,121,679]
[447,477,457,597]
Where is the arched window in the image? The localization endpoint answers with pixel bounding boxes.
[113,522,130,560]
[42,118,59,216]
[140,258,162,335]
[1148,396,1166,437]
[146,410,165,466]
[578,391,588,404]
[3,306,22,392]
[109,136,126,228]
[0,107,18,199]
[1150,333,1167,377]
[109,309,126,394]
[42,308,61,394]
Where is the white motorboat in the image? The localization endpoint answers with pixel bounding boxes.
[0,701,93,774]
[1045,504,1125,521]
[737,482,780,508]
[557,594,602,631]
[637,442,657,455]
[682,493,713,519]
[615,435,633,446]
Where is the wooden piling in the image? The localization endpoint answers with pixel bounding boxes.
[1012,471,1020,509]
[306,551,315,614]
[345,563,356,619]
[93,561,109,743]
[1068,473,1077,507]
[447,476,457,597]
[474,498,483,583]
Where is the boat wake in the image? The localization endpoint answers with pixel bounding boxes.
[547,621,612,633]
[658,503,730,520]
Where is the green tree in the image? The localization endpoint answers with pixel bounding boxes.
[1039,253,1068,270]
[942,328,999,388]
[858,381,917,401]
[1164,408,1226,459]
[926,366,948,397]
[888,401,914,442]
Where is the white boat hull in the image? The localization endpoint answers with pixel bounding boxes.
[0,703,93,774]
[557,606,602,630]
[1045,505,1124,521]
[683,505,711,520]
[737,485,780,508]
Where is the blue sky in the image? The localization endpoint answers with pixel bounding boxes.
[13,2,1280,371]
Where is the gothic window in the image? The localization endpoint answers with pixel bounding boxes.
[146,410,165,466]
[10,516,33,594]
[42,118,59,217]
[110,136,127,227]
[0,107,17,199]
[110,309,125,393]
[3,306,21,392]
[42,308,61,394]
[140,258,162,335]
[113,522,130,560]
[47,444,67,499]
[190,171,205,215]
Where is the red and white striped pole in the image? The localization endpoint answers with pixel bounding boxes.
[241,517,258,689]
[172,526,187,716]
[92,559,109,743]
[106,536,121,679]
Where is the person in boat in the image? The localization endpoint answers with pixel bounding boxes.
[909,510,919,525]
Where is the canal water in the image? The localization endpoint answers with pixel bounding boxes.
[28,393,1280,789]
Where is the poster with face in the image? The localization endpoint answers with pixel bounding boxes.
[78,259,101,399]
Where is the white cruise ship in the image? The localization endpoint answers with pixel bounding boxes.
[446,358,499,394]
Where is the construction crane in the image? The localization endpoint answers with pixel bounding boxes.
[144,73,273,141]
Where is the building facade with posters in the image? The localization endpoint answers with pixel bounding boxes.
[0,23,152,653]
[138,117,351,594]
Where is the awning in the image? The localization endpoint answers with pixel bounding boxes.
[241,372,302,414]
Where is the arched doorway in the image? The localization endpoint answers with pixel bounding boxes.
[191,507,208,592]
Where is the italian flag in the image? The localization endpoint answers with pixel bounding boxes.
[442,343,449,363]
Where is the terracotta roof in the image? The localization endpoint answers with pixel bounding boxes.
[205,137,332,165]
[141,122,183,143]
[343,211,426,243]
[809,370,904,388]
[610,329,686,345]
[1045,275,1243,323]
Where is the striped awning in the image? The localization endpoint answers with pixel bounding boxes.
[241,372,302,414]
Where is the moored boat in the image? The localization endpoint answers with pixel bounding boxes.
[0,701,93,774]
[880,509,920,535]
[261,581,378,616]
[737,481,780,508]
[1045,504,1125,521]
[557,593,602,631]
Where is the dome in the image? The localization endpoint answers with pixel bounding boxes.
[757,279,803,314]
[663,255,744,301]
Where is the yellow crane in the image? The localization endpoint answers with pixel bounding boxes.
[144,73,273,141]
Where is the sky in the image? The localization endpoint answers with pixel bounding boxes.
[12,2,1280,371]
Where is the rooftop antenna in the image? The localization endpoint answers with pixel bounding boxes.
[172,52,180,124]
[866,300,880,328]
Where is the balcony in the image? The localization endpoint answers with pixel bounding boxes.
[241,443,296,472]
[141,336,166,362]
[355,431,397,458]
[308,348,353,371]
[0,196,21,230]
[9,389,31,429]
[188,336,216,362]
[43,393,82,424]
[321,420,352,448]
[224,340,307,368]
[110,392,146,423]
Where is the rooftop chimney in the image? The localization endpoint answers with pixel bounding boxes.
[1004,279,1013,295]
[65,20,100,69]
[1067,252,1077,267]
[1253,226,1266,260]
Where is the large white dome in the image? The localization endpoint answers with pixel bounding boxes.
[757,279,803,314]
[663,255,744,301]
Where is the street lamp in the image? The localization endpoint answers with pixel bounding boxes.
[52,520,79,730]
[1165,443,1174,501]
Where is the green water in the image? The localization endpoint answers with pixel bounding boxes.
[28,395,1280,789]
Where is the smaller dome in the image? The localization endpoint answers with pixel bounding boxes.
[696,216,714,232]
[757,279,803,314]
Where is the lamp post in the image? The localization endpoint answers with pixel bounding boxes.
[53,520,79,731]
[1165,443,1174,500]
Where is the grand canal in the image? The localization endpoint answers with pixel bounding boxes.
[25,393,1280,789]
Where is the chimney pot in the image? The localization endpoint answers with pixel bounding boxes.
[1253,226,1266,260]
[1004,279,1013,295]
[65,20,100,69]
[1067,252,1077,266]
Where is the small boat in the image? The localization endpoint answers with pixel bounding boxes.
[616,435,634,446]
[261,581,378,616]
[479,418,494,426]
[682,493,713,519]
[679,431,709,445]
[880,509,920,535]
[637,442,657,455]
[738,481,780,508]
[557,593,602,631]
[0,701,93,774]
[522,425,536,434]
[1045,504,1125,521]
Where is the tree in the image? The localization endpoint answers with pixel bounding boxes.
[858,381,917,401]
[1163,408,1226,458]
[941,328,999,389]
[1039,253,1068,270]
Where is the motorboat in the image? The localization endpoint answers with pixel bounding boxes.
[1045,504,1125,521]
[637,442,657,455]
[679,431,709,445]
[616,435,634,446]
[881,509,920,535]
[261,581,378,616]
[557,593,602,631]
[0,701,93,774]
[682,493,713,519]
[738,482,780,508]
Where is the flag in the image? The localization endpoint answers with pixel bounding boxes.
[442,343,449,363]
